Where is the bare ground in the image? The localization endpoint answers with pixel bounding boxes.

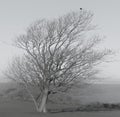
[1,110,120,117]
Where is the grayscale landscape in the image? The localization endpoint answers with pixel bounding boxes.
[0,0,120,117]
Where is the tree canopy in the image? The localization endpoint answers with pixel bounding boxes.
[5,10,112,113]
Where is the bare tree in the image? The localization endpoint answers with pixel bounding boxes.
[5,10,112,113]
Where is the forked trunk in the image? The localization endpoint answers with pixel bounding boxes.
[38,88,48,113]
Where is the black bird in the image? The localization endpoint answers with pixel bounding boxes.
[80,8,82,10]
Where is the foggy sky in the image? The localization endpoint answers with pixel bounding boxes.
[0,0,120,83]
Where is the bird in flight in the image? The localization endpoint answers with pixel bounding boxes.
[80,8,82,10]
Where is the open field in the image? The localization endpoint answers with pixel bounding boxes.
[1,111,120,117]
[1,83,120,116]
[0,101,120,117]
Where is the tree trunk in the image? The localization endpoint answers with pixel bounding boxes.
[38,88,48,113]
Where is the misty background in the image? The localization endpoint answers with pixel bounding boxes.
[0,0,120,83]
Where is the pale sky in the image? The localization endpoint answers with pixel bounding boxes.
[0,0,120,83]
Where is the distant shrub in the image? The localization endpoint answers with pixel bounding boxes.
[49,102,120,113]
